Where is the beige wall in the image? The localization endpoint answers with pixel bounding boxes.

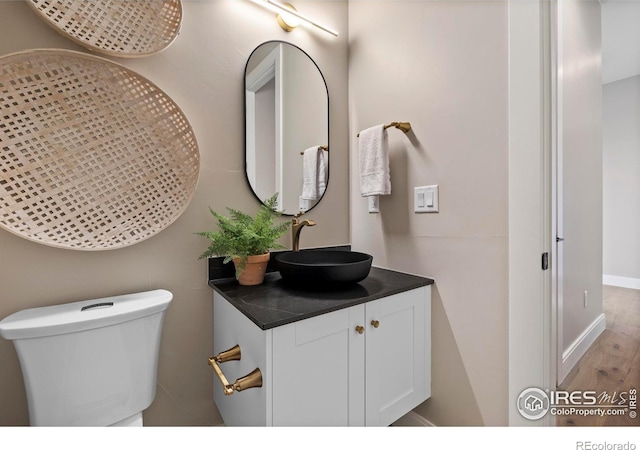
[0,0,349,426]
[559,0,603,372]
[349,1,509,425]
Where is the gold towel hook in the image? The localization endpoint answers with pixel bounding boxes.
[357,122,411,137]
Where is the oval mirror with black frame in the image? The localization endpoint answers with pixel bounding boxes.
[244,41,329,215]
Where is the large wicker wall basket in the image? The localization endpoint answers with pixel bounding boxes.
[26,0,183,58]
[0,49,200,251]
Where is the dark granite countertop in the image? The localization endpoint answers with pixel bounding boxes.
[208,266,434,330]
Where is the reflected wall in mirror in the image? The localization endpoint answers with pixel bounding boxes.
[245,41,329,215]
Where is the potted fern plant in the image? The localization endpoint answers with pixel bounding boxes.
[196,193,290,286]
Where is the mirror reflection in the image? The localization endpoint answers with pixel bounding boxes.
[244,41,329,215]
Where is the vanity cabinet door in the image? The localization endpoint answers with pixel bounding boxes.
[271,304,366,426]
[364,287,431,426]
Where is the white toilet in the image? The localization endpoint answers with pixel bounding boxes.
[0,289,172,426]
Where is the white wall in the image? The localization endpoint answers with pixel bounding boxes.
[601,1,640,85]
[602,75,640,288]
[558,0,604,381]
[0,0,349,425]
[349,0,508,425]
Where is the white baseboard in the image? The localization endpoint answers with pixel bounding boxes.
[392,411,436,427]
[603,274,640,290]
[558,313,606,384]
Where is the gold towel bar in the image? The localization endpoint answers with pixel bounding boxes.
[357,121,412,137]
[300,145,328,155]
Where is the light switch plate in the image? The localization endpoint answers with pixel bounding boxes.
[414,185,439,213]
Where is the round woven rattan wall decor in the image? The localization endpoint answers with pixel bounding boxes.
[0,49,200,250]
[26,0,182,58]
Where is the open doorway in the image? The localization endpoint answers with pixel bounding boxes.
[553,0,640,427]
[506,0,637,426]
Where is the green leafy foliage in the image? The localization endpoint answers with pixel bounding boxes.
[195,193,290,269]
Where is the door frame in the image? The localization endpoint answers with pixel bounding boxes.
[552,0,568,386]
[507,0,556,426]
[245,44,284,200]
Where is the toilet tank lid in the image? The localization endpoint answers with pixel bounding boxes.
[0,289,173,340]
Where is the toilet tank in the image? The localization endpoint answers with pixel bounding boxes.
[0,289,172,426]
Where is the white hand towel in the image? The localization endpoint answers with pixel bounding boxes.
[358,124,390,197]
[301,146,327,200]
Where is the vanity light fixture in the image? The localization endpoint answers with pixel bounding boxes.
[250,0,339,37]
[273,2,300,32]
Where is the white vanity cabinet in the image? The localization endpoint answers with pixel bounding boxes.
[212,285,431,426]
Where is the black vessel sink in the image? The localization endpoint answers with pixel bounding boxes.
[275,250,373,286]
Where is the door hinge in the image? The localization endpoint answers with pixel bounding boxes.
[542,252,549,271]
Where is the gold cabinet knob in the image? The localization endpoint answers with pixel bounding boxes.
[371,320,380,328]
[355,325,365,334]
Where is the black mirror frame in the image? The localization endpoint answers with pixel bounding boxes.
[243,40,330,216]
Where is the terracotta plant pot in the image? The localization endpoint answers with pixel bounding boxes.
[233,253,270,286]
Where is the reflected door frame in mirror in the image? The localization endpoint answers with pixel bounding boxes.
[245,43,283,204]
[244,40,329,216]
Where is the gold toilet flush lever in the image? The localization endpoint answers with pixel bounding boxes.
[208,345,263,396]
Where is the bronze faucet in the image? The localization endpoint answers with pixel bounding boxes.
[292,212,316,251]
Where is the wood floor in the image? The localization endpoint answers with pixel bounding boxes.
[557,285,640,426]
